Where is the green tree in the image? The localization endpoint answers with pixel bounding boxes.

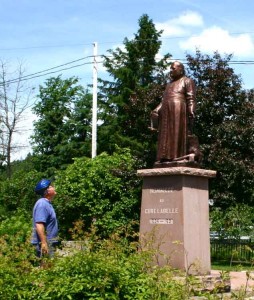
[31,75,92,175]
[186,50,254,207]
[210,204,254,239]
[98,14,172,167]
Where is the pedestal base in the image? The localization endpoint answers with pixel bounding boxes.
[137,167,216,275]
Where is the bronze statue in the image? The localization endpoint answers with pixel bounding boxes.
[151,61,201,167]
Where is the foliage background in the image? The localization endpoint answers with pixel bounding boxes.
[0,13,253,298]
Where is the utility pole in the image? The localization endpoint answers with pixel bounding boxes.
[92,42,98,158]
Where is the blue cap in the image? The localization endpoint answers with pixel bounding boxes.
[34,179,51,195]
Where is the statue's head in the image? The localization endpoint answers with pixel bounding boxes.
[169,61,185,80]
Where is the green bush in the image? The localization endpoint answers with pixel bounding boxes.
[0,169,44,216]
[0,215,236,299]
[54,148,142,238]
[30,249,184,299]
[0,224,187,300]
[0,212,37,299]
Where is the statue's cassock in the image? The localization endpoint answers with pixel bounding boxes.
[156,75,196,162]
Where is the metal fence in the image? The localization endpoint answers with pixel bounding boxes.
[210,239,254,265]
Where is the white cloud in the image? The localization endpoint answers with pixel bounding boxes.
[174,11,204,27]
[179,26,254,57]
[156,11,204,37]
[156,23,187,37]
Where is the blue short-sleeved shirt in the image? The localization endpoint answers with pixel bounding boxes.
[31,198,58,244]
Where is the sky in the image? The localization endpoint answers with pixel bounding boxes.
[1,0,254,160]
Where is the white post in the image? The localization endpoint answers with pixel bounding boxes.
[92,42,98,158]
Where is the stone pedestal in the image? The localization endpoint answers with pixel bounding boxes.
[137,167,216,275]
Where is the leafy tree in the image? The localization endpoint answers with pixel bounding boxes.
[98,14,172,167]
[53,148,142,238]
[186,50,254,207]
[210,204,254,239]
[31,75,92,175]
[0,60,34,178]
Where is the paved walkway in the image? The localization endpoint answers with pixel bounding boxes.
[212,270,254,292]
[190,270,254,299]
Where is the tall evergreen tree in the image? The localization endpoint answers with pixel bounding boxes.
[186,50,254,208]
[98,14,172,167]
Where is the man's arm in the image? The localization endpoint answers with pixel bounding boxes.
[36,222,49,254]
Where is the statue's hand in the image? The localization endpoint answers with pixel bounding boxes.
[151,111,158,118]
[150,110,159,131]
[152,102,162,115]
[188,107,195,118]
[148,126,158,132]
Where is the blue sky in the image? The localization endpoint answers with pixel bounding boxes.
[1,0,254,159]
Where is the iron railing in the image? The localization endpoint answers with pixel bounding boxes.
[211,238,254,265]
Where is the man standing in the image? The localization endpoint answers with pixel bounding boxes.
[31,179,59,257]
[152,61,197,163]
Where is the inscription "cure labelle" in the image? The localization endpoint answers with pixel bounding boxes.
[145,208,179,214]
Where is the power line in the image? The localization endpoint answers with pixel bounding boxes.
[172,58,254,65]
[0,56,93,85]
[22,56,93,78]
[0,56,104,86]
[1,31,254,51]
[1,46,254,87]
[0,61,104,86]
[1,31,254,82]
[0,42,95,51]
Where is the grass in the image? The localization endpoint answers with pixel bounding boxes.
[212,261,254,272]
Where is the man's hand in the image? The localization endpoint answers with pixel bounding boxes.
[41,242,49,255]
[36,222,49,255]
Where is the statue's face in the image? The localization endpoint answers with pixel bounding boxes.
[169,62,183,80]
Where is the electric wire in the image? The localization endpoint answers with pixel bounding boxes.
[1,31,254,51]
[0,61,104,85]
[1,33,254,87]
[1,56,254,87]
[0,56,104,86]
[20,56,93,79]
[0,55,95,85]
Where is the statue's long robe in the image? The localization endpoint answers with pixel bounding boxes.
[156,76,196,161]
